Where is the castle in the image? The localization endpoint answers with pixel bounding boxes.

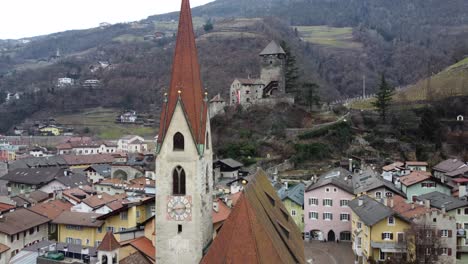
[229,40,293,106]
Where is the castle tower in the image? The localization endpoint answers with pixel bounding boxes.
[259,40,286,95]
[155,0,213,263]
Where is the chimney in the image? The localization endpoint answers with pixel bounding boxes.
[441,205,446,214]
[146,179,151,185]
[411,203,415,210]
[349,158,353,172]
[91,216,96,223]
[358,198,363,206]
[284,181,288,189]
[98,195,102,200]
[213,201,219,212]
[424,199,431,209]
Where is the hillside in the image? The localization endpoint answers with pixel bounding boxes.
[2,0,468,132]
[395,57,468,102]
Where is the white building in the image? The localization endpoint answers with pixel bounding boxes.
[117,135,147,153]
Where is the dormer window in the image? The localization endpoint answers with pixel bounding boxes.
[173,132,184,151]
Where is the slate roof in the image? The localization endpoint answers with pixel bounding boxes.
[201,170,305,264]
[0,208,50,235]
[84,164,112,177]
[279,183,305,206]
[433,159,466,173]
[97,232,120,251]
[8,156,67,170]
[28,190,49,203]
[52,211,104,227]
[217,158,244,169]
[54,172,89,188]
[349,195,409,226]
[259,40,286,56]
[11,195,33,207]
[400,171,432,186]
[445,166,468,177]
[416,191,468,211]
[306,168,354,194]
[353,169,405,197]
[157,0,207,147]
[1,167,64,185]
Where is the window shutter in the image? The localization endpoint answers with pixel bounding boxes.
[323,200,325,206]
[382,233,385,240]
[448,248,452,256]
[390,233,394,240]
[439,230,443,237]
[330,214,333,220]
[448,230,452,237]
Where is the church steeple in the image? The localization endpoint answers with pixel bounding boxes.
[158,0,207,149]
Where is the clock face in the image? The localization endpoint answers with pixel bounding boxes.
[167,196,192,221]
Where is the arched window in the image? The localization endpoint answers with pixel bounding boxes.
[173,132,184,151]
[205,166,210,194]
[173,166,186,195]
[206,133,210,150]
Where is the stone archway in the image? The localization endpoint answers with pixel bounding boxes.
[113,169,128,180]
[327,230,336,242]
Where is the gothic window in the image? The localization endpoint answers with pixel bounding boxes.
[172,166,186,195]
[173,132,184,151]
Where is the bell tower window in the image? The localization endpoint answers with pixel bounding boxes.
[172,166,186,195]
[173,132,184,151]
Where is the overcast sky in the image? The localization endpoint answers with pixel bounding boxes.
[0,0,215,39]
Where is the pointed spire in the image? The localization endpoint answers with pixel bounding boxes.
[157,0,207,147]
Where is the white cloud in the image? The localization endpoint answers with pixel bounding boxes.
[0,0,214,39]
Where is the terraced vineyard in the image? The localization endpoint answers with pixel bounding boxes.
[295,26,362,50]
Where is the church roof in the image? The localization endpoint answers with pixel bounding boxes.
[201,170,305,264]
[259,40,286,56]
[157,0,207,147]
[97,232,120,252]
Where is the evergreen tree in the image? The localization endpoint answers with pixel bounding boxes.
[300,82,320,111]
[280,41,299,93]
[372,74,394,122]
[203,19,214,32]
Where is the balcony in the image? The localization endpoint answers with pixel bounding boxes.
[371,241,407,253]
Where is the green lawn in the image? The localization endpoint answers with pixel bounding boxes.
[55,108,156,140]
[295,26,362,50]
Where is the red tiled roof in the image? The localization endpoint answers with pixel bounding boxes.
[229,192,242,207]
[453,178,468,184]
[82,193,119,209]
[29,200,73,220]
[62,154,114,166]
[157,0,207,147]
[121,236,155,261]
[97,232,120,251]
[0,243,10,254]
[212,199,231,224]
[0,202,15,213]
[406,161,428,166]
[201,170,305,264]
[382,162,404,171]
[389,195,433,219]
[400,171,432,186]
[62,188,90,203]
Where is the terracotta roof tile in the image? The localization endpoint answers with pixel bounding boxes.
[29,200,73,220]
[121,237,155,261]
[229,192,242,207]
[382,162,405,171]
[157,0,207,147]
[0,202,15,213]
[62,187,90,203]
[0,209,50,235]
[201,170,305,264]
[212,199,231,224]
[97,232,120,251]
[120,251,152,264]
[82,193,119,209]
[389,195,433,219]
[0,243,9,254]
[52,211,104,227]
[400,171,432,186]
[406,161,428,166]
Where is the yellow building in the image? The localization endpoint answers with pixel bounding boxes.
[39,125,62,136]
[349,195,411,263]
[53,197,155,247]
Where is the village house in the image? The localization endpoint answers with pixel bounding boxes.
[0,208,50,263]
[38,125,62,136]
[117,135,148,153]
[118,111,138,124]
[399,171,452,202]
[389,195,457,264]
[415,191,468,263]
[56,140,117,155]
[56,78,74,88]
[353,169,405,200]
[29,200,73,241]
[381,162,408,182]
[70,192,122,213]
[433,159,467,179]
[1,167,65,195]
[213,158,244,179]
[304,168,354,242]
[278,182,305,232]
[209,93,226,117]
[84,164,112,183]
[350,195,411,264]
[404,161,428,172]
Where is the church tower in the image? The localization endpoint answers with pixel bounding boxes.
[155,0,213,263]
[260,40,286,94]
